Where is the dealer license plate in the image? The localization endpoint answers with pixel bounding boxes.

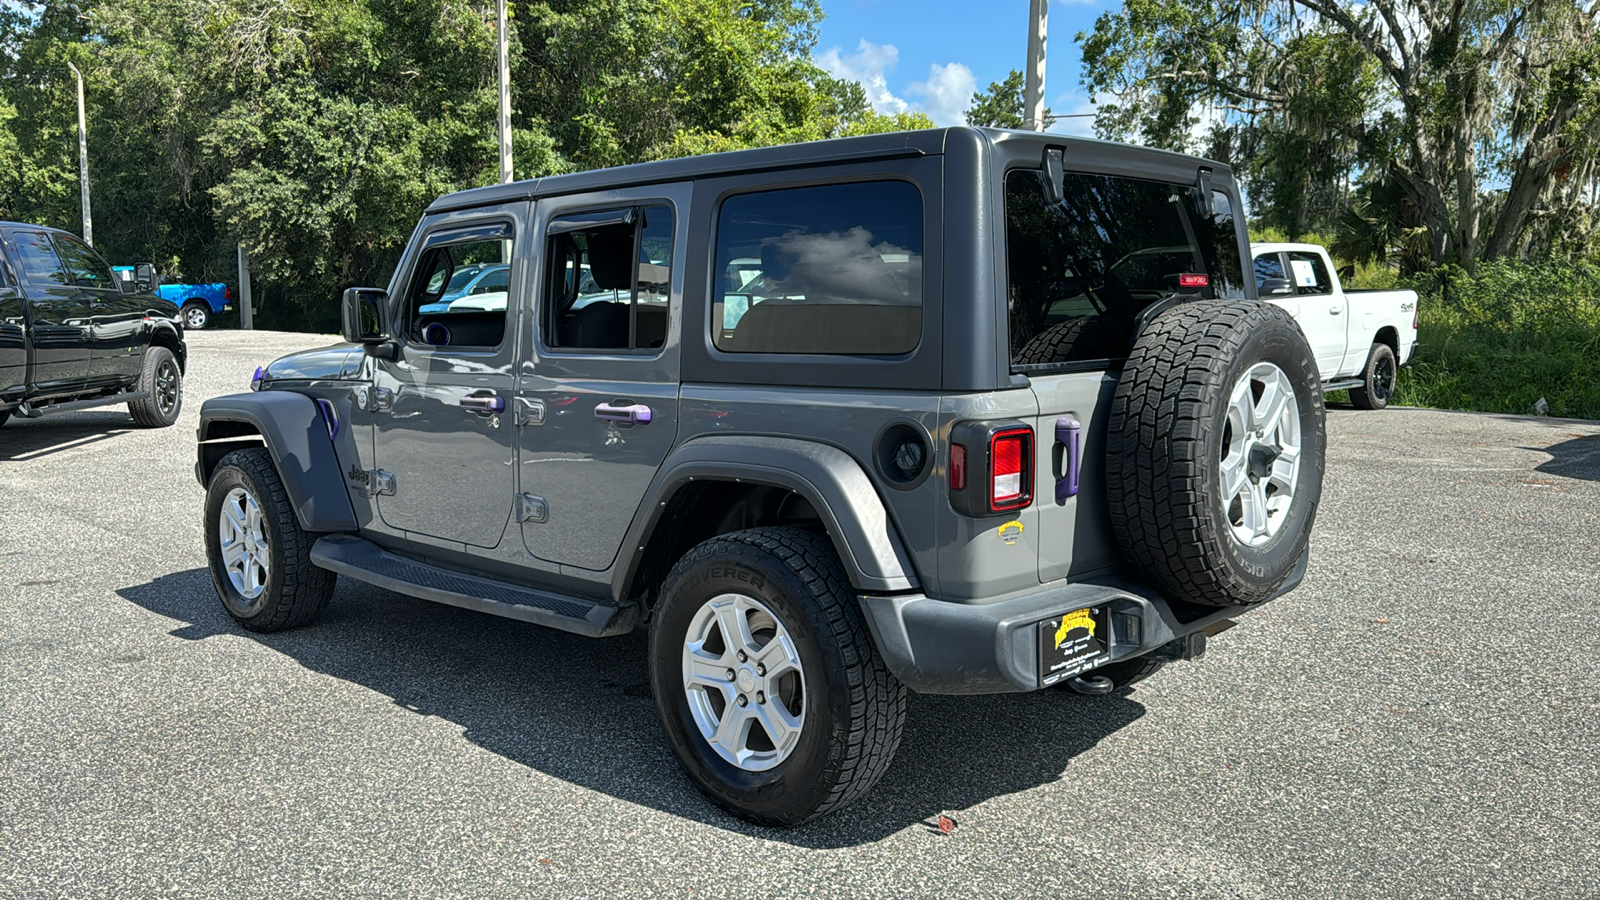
[1038,607,1108,687]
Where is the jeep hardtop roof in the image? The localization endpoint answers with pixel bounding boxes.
[426,127,1233,214]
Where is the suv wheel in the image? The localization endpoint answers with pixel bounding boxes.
[182,302,209,330]
[1349,341,1396,410]
[1106,301,1326,607]
[128,346,182,428]
[648,527,907,826]
[204,447,335,632]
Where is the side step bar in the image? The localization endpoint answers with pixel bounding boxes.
[16,390,150,418]
[1321,378,1365,392]
[310,534,635,638]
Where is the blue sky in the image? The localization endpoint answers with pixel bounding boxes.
[813,0,1107,135]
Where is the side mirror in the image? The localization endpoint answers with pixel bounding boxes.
[1259,277,1294,296]
[341,287,390,344]
[134,263,158,291]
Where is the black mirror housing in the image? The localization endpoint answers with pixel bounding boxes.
[1259,277,1294,296]
[341,287,390,344]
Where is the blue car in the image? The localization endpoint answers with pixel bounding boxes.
[418,264,510,315]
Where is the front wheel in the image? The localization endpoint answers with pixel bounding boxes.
[204,447,335,632]
[181,302,209,330]
[1349,342,1397,410]
[648,527,907,826]
[128,346,182,427]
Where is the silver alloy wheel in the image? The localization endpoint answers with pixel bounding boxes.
[681,593,806,771]
[1219,362,1302,546]
[184,304,207,329]
[218,486,270,610]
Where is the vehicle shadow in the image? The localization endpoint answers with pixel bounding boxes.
[0,411,137,461]
[118,568,1146,848]
[1531,435,1600,482]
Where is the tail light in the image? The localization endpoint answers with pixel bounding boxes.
[225,286,233,301]
[948,421,1034,516]
[989,428,1032,510]
[1179,273,1209,288]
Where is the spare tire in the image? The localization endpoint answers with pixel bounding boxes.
[1105,300,1325,607]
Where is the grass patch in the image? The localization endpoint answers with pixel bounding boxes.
[1391,261,1600,420]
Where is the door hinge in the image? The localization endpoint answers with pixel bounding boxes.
[516,397,545,427]
[518,493,548,524]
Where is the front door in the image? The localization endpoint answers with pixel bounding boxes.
[371,207,528,549]
[1284,250,1346,376]
[2,229,90,393]
[517,185,689,571]
[51,232,144,386]
[0,264,24,406]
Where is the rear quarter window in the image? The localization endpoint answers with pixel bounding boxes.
[712,180,923,355]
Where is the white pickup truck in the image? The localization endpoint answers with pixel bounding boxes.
[1251,242,1419,409]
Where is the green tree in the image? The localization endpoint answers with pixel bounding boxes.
[965,69,1030,129]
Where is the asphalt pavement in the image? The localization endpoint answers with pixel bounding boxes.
[2,330,1597,898]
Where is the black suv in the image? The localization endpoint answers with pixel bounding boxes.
[1,223,186,429]
[196,128,1325,825]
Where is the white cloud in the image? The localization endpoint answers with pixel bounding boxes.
[907,62,978,127]
[814,40,910,116]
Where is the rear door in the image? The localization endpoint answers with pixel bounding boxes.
[0,258,24,406]
[516,184,688,571]
[2,229,90,394]
[370,207,526,550]
[1004,166,1249,582]
[51,232,144,385]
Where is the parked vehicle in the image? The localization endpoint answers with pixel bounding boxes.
[195,128,1326,825]
[1251,242,1419,409]
[2,224,187,428]
[113,265,233,330]
[417,263,510,315]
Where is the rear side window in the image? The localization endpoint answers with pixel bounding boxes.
[1286,251,1333,295]
[713,181,923,355]
[543,204,673,352]
[1005,170,1246,370]
[10,233,70,286]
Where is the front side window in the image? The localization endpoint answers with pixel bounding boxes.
[713,181,923,355]
[405,230,512,349]
[10,233,69,286]
[1286,251,1333,296]
[543,204,673,352]
[1005,170,1246,370]
[51,234,116,290]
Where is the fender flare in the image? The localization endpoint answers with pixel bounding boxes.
[195,391,358,534]
[612,435,919,598]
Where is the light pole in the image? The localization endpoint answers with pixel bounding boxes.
[497,0,513,184]
[1023,0,1048,132]
[66,62,92,244]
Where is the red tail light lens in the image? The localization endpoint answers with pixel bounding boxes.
[225,286,233,301]
[989,428,1032,511]
[949,443,967,491]
[1179,273,1209,288]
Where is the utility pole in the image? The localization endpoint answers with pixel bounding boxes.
[66,62,93,245]
[237,244,254,331]
[1023,0,1048,132]
[497,0,513,184]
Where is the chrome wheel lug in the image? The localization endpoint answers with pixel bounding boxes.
[756,691,766,704]
[737,650,747,662]
[736,694,748,707]
[725,669,736,681]
[756,664,766,676]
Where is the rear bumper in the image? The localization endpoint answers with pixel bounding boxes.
[860,550,1308,694]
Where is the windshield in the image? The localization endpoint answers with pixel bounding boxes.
[1005,169,1246,369]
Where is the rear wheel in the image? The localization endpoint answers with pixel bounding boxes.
[649,527,906,826]
[181,302,209,330]
[128,346,182,428]
[1349,342,1396,410]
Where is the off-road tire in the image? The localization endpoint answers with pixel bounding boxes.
[649,527,907,826]
[1106,300,1326,607]
[204,447,335,632]
[128,346,182,428]
[181,301,209,330]
[1013,317,1132,367]
[1349,341,1397,410]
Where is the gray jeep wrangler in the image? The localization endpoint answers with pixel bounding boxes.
[196,127,1325,826]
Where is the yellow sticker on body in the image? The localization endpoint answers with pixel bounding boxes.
[997,520,1023,544]
[1055,608,1096,648]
